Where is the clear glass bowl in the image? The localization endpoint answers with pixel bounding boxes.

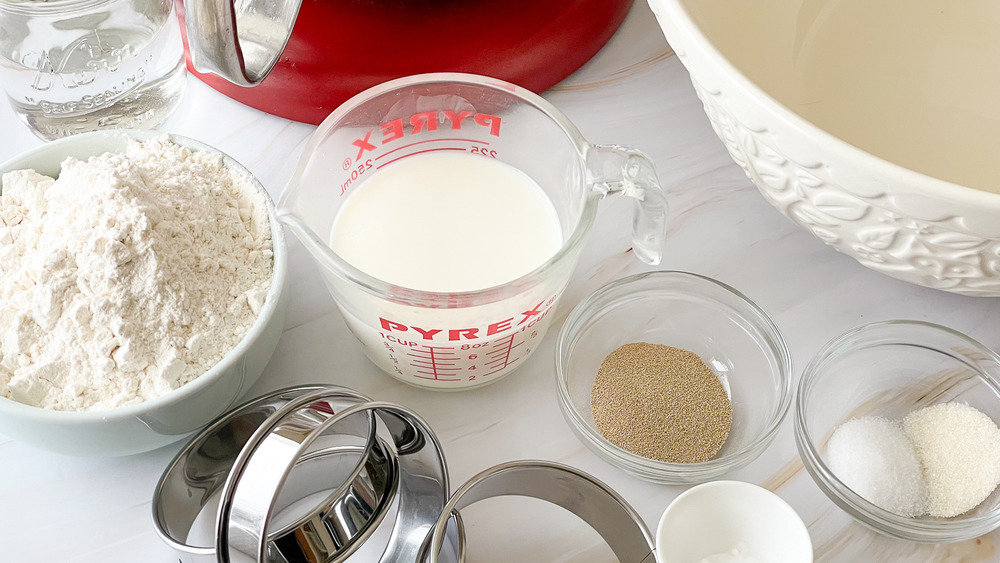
[555,271,792,484]
[795,320,1000,542]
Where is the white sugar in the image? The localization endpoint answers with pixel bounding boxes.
[827,416,928,517]
[903,402,1000,517]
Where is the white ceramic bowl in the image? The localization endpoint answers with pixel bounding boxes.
[656,481,813,563]
[0,131,287,456]
[649,0,1000,296]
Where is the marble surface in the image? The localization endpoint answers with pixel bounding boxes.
[1,2,1000,561]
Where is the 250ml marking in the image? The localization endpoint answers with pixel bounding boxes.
[338,109,503,195]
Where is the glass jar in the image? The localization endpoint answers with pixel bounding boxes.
[0,0,186,140]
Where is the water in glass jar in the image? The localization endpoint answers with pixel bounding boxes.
[0,0,186,140]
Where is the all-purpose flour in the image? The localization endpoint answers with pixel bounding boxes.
[0,137,273,411]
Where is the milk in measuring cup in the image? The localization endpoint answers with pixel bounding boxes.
[329,151,562,292]
[279,75,668,389]
[327,150,564,388]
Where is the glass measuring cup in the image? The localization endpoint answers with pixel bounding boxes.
[278,73,667,390]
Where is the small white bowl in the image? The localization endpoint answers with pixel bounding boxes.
[656,481,812,563]
[0,130,287,456]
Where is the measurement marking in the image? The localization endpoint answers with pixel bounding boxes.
[482,335,520,372]
[484,353,521,367]
[414,372,461,382]
[407,349,458,359]
[410,360,458,369]
[375,138,489,161]
[405,344,465,380]
[410,359,458,366]
[482,356,524,377]
[412,364,459,372]
[486,344,522,358]
[428,345,440,380]
[376,147,466,169]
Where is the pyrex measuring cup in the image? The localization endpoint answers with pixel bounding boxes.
[278,73,667,390]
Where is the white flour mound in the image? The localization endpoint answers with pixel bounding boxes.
[0,137,273,411]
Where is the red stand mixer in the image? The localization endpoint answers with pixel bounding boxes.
[177,0,633,124]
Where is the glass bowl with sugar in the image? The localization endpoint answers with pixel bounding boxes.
[795,320,1000,542]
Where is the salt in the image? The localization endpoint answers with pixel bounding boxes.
[826,416,928,517]
[903,402,1000,518]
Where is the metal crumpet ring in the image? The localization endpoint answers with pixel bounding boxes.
[423,461,657,563]
[218,388,396,563]
[153,387,653,562]
[223,400,451,563]
[152,386,386,563]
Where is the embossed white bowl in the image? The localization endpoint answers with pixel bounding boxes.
[649,0,1000,296]
[0,131,287,456]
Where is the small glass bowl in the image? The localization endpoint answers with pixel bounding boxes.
[555,271,792,484]
[795,320,1000,542]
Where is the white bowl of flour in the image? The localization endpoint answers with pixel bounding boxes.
[0,131,286,456]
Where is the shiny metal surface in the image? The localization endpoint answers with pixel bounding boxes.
[224,401,450,563]
[181,0,302,86]
[151,385,383,563]
[217,388,391,563]
[424,461,657,563]
[266,440,393,563]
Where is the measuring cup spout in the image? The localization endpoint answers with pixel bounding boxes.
[274,207,336,277]
[586,145,669,265]
[181,0,301,86]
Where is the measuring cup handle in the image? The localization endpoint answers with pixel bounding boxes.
[181,0,301,86]
[586,145,669,265]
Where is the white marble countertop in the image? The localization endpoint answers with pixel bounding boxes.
[2,2,1000,562]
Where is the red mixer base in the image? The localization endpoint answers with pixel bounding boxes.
[177,0,634,125]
